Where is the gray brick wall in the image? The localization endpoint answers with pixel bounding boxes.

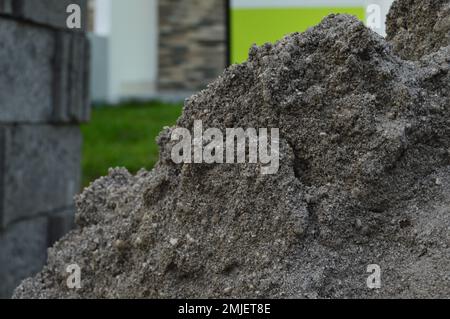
[0,0,89,298]
[1,0,88,31]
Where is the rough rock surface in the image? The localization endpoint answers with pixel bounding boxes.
[14,0,450,298]
[387,0,450,60]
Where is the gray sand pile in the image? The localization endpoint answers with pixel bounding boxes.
[387,0,450,60]
[15,0,449,298]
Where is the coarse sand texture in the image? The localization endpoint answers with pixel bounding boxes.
[14,0,450,298]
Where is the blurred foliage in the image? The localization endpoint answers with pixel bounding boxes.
[231,7,365,63]
[81,101,183,187]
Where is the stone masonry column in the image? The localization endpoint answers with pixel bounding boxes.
[0,0,90,298]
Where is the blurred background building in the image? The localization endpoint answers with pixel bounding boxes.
[87,0,393,104]
[88,0,227,104]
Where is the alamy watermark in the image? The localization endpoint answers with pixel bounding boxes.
[366,4,382,31]
[66,4,82,29]
[66,264,82,289]
[367,264,381,289]
[170,121,280,175]
[63,261,381,290]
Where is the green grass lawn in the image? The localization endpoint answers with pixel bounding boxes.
[81,101,183,187]
[231,7,365,63]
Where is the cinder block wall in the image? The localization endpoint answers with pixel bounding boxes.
[0,0,90,298]
[158,0,227,92]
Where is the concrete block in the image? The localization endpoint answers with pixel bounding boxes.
[0,125,82,228]
[0,19,91,124]
[53,32,91,123]
[0,18,55,123]
[0,217,48,298]
[0,0,13,14]
[12,0,88,31]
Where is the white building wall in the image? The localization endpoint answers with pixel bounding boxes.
[93,0,112,36]
[91,0,158,103]
[109,0,158,103]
